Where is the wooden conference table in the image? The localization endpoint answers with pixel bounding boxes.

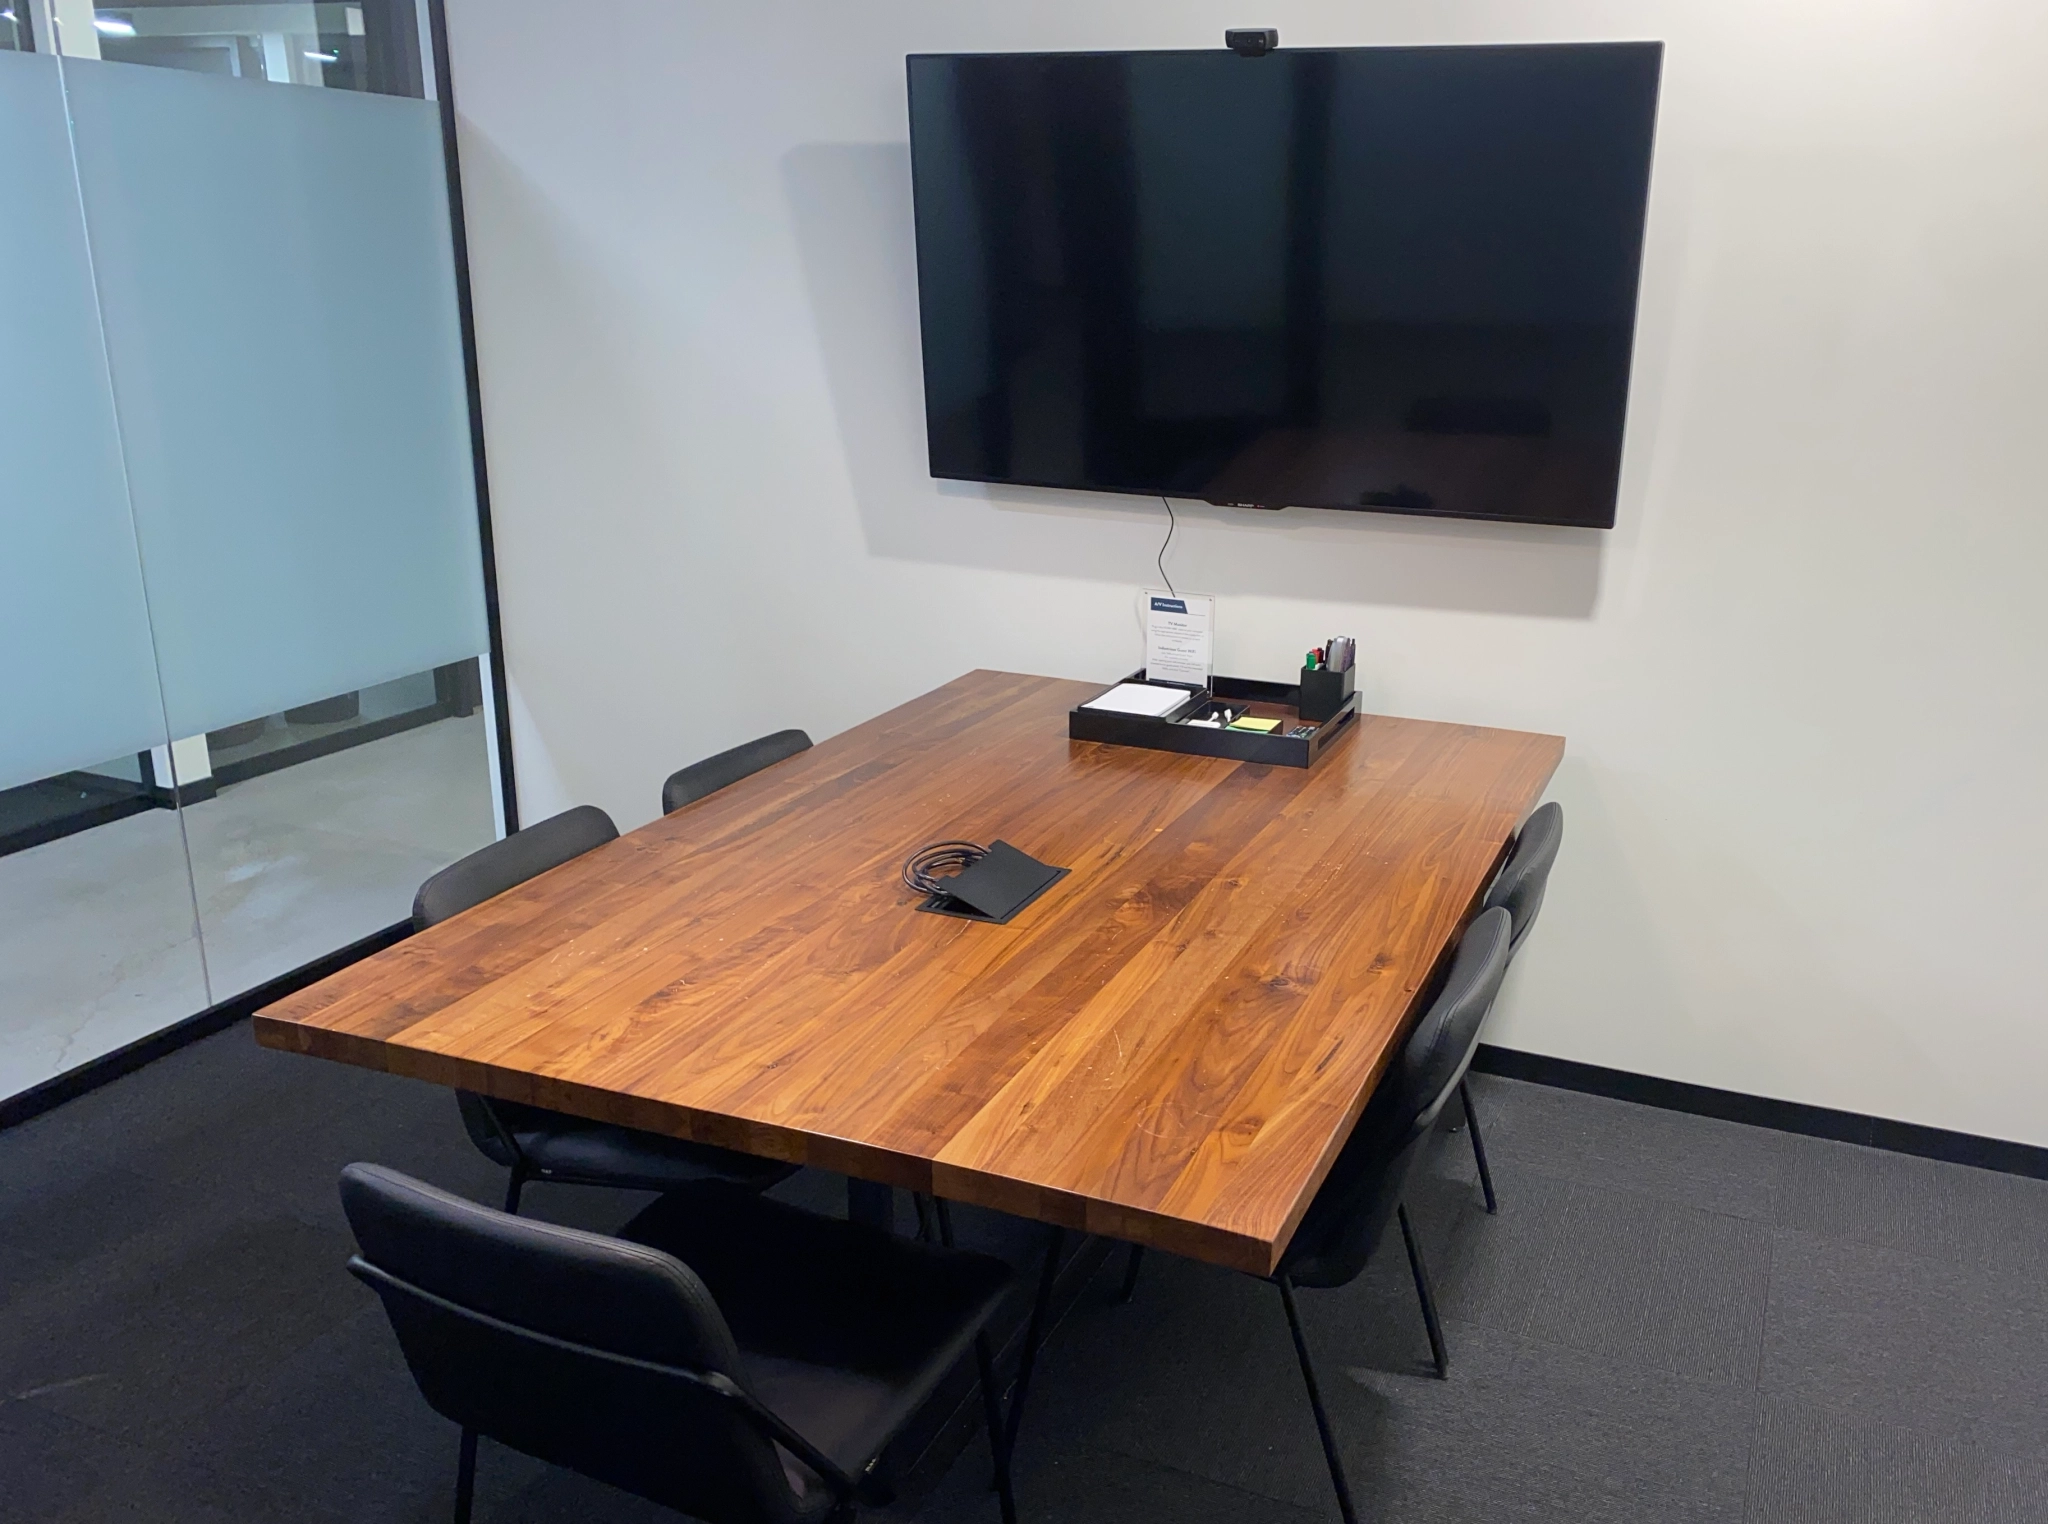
[257,670,1562,1277]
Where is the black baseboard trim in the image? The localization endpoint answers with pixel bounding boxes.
[209,701,456,790]
[1472,1043,2048,1181]
[0,920,412,1133]
[0,777,157,859]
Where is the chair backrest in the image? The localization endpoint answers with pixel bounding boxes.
[663,730,812,816]
[1278,907,1514,1289]
[339,1163,826,1524]
[412,806,620,1162]
[412,804,619,931]
[1482,801,1562,955]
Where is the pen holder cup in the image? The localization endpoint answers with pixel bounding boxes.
[1297,664,1355,724]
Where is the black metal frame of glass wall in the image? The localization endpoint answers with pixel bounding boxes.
[0,0,519,1130]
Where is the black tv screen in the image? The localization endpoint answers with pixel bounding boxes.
[907,43,1661,529]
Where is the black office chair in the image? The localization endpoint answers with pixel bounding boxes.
[413,805,794,1213]
[340,1164,1018,1524]
[1268,906,1512,1522]
[1484,802,1563,952]
[1117,909,1511,1524]
[663,729,813,816]
[1452,801,1565,1213]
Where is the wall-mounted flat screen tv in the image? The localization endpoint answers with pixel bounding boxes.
[907,42,1662,529]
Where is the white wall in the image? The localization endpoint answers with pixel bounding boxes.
[444,0,2048,1146]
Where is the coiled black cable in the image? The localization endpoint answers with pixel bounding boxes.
[902,839,988,897]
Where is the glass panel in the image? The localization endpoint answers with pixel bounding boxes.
[0,47,209,1101]
[178,661,496,999]
[60,56,488,741]
[0,779,212,1099]
[0,49,167,793]
[88,1,424,97]
[55,46,499,1004]
[3,9,499,1103]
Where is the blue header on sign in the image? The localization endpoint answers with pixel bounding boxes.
[1150,597,1187,613]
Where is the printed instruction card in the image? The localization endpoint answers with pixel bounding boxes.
[1143,590,1214,688]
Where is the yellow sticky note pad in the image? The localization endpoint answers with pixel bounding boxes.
[1226,715,1281,733]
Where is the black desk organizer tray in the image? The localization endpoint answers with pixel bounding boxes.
[1068,669,1358,768]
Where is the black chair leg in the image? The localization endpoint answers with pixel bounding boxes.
[1397,1202,1449,1378]
[1277,1278,1358,1524]
[1118,1243,1145,1303]
[1002,1225,1066,1464]
[453,1427,478,1524]
[500,1164,527,1216]
[1459,1077,1498,1214]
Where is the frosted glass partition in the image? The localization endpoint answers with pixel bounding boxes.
[0,52,169,791]
[61,58,489,739]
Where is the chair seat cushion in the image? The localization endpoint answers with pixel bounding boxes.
[622,1183,1015,1478]
[516,1116,796,1194]
[745,1354,899,1496]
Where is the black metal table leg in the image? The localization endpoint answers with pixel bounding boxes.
[1278,1277,1358,1524]
[933,1199,1019,1524]
[1002,1224,1066,1462]
[846,1178,894,1233]
[1118,1243,1145,1303]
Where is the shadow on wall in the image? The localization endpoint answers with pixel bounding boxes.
[1494,754,1956,1132]
[782,140,1605,620]
[1487,754,1703,1073]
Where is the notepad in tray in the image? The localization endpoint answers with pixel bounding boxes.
[1080,682,1200,719]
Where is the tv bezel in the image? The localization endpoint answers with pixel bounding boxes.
[904,41,1665,532]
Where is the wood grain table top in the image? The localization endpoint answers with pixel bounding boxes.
[257,671,1562,1275]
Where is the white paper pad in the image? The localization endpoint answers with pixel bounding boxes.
[1081,682,1195,718]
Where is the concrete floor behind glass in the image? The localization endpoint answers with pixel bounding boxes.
[0,715,496,1099]
[2,1031,2045,1524]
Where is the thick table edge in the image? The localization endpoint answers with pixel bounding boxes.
[251,1014,1285,1272]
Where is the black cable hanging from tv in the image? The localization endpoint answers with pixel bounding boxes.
[1156,496,1177,597]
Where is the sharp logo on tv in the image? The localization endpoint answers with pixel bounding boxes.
[907,42,1662,529]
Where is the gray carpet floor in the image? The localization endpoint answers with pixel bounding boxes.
[3,1025,2045,1523]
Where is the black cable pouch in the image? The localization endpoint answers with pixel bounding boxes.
[915,841,1068,924]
